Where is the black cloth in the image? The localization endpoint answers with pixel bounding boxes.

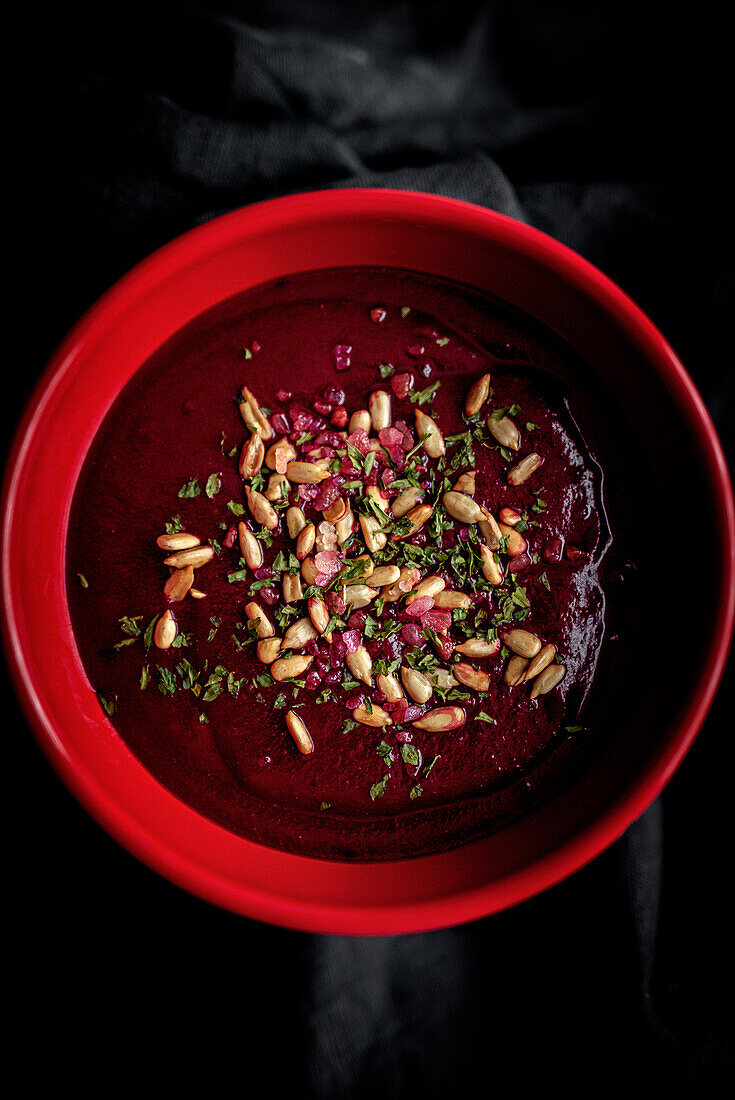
[8,2,733,1092]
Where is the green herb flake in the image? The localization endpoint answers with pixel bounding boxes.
[227,500,246,515]
[378,363,394,378]
[409,784,423,800]
[476,710,496,725]
[400,743,420,768]
[177,477,201,499]
[205,472,222,499]
[77,573,89,589]
[139,666,150,691]
[97,692,116,716]
[370,775,390,800]
[410,380,441,405]
[157,668,178,697]
[208,615,221,641]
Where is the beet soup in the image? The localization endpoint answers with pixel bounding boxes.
[66,268,647,860]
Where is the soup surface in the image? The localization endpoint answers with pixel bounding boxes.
[67,268,642,859]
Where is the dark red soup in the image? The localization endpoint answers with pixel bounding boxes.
[67,268,646,859]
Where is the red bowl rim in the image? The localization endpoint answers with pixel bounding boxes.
[2,188,733,933]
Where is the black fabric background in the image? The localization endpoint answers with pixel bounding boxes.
[7,2,733,1092]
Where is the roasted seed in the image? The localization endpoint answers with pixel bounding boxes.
[383,565,421,602]
[244,485,278,531]
[239,431,265,479]
[504,655,529,686]
[240,387,274,439]
[244,601,274,639]
[504,629,542,658]
[257,636,282,664]
[286,461,330,484]
[455,636,501,658]
[323,498,348,523]
[153,609,177,649]
[286,709,314,755]
[443,490,483,524]
[368,389,391,431]
[238,523,263,570]
[353,703,392,728]
[300,557,320,585]
[412,706,466,732]
[396,504,433,539]
[336,505,355,545]
[264,472,289,502]
[478,508,502,551]
[359,513,387,553]
[163,545,215,569]
[286,506,307,539]
[508,452,543,486]
[453,471,476,495]
[479,544,504,585]
[307,596,333,639]
[164,565,194,602]
[465,372,492,417]
[499,507,522,527]
[414,409,445,458]
[524,643,557,681]
[406,574,446,605]
[156,532,200,551]
[530,662,566,698]
[400,665,433,704]
[282,572,304,604]
[271,654,313,682]
[368,565,401,587]
[295,523,316,560]
[376,672,404,702]
[348,409,371,434]
[264,436,296,469]
[498,521,527,558]
[343,584,379,609]
[283,616,318,650]
[391,486,424,517]
[487,415,520,451]
[452,662,490,692]
[433,589,472,610]
[431,668,458,691]
[189,587,207,599]
[346,645,373,686]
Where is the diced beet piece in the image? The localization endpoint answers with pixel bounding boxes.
[345,694,364,710]
[543,538,564,563]
[342,629,361,653]
[276,389,292,402]
[260,587,279,605]
[329,635,347,665]
[405,596,434,617]
[391,372,413,399]
[421,609,452,633]
[508,552,531,574]
[379,427,403,447]
[347,610,367,632]
[402,623,424,646]
[324,669,342,685]
[313,400,332,416]
[305,670,322,690]
[347,427,371,455]
[223,525,238,549]
[370,307,386,323]
[271,412,290,435]
[334,344,352,371]
[566,544,587,563]
[313,479,340,511]
[403,704,423,722]
[407,345,425,358]
[326,591,346,614]
[253,565,272,580]
[323,386,345,405]
[330,406,348,428]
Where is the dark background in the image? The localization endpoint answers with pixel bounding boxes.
[7,2,733,1091]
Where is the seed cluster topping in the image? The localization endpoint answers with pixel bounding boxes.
[217,349,568,765]
[103,305,581,805]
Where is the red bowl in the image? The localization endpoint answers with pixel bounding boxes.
[2,190,733,933]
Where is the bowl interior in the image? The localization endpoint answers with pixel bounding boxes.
[3,191,731,932]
